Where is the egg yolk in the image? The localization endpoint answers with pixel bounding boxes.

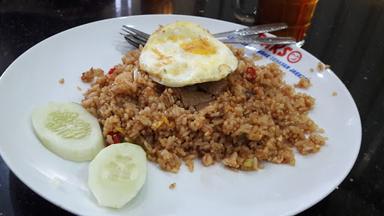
[180,38,216,55]
[168,34,184,42]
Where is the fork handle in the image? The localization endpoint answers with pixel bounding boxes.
[213,23,288,38]
[220,36,296,45]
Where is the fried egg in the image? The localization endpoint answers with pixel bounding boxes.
[139,21,238,87]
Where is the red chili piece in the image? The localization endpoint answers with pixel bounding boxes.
[108,67,116,75]
[258,33,267,38]
[111,133,122,144]
[245,67,257,81]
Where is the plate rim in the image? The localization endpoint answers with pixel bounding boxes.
[0,14,362,216]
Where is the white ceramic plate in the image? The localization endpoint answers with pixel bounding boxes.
[0,15,361,216]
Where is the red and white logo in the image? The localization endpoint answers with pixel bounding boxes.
[258,33,303,64]
[287,51,302,63]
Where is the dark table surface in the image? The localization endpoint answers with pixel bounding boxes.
[1,0,383,215]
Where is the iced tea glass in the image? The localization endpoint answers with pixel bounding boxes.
[256,0,319,42]
[141,0,173,14]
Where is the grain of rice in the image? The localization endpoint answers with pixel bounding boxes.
[294,78,311,89]
[169,183,176,189]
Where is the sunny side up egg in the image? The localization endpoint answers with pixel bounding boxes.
[139,21,238,87]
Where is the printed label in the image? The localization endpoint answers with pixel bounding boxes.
[256,33,306,79]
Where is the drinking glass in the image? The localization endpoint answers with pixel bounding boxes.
[233,0,319,42]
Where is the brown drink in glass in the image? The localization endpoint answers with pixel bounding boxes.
[141,0,174,14]
[256,0,319,41]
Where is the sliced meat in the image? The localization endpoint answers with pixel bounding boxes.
[195,101,211,111]
[179,88,213,108]
[176,80,228,109]
[197,79,228,96]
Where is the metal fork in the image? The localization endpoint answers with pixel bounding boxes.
[121,23,297,47]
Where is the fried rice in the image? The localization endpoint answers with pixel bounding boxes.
[81,47,326,173]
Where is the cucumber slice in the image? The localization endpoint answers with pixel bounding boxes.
[88,143,147,208]
[31,102,104,161]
